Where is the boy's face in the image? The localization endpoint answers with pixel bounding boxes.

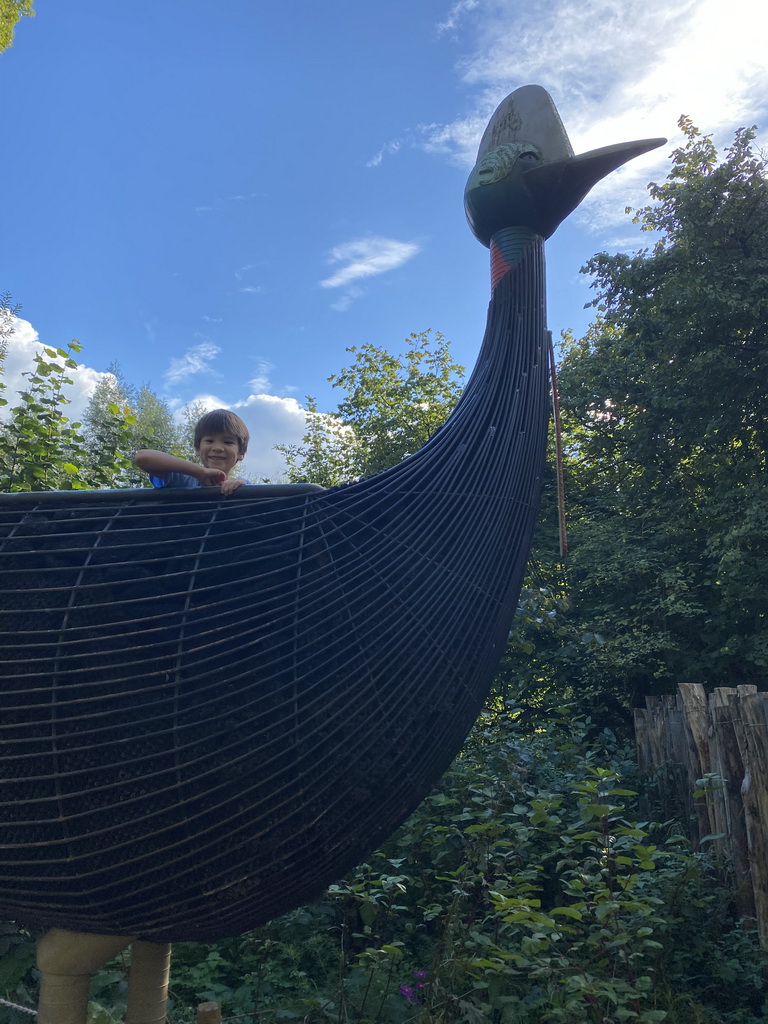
[196,431,244,476]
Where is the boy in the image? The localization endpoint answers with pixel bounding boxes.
[134,408,250,495]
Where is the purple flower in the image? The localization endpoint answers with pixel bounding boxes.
[413,970,428,979]
[400,984,416,1001]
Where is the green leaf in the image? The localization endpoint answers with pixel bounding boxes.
[550,906,583,920]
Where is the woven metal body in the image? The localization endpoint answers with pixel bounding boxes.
[0,244,548,941]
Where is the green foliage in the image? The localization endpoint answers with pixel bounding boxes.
[0,320,189,492]
[278,330,465,485]
[160,712,766,1024]
[278,395,359,488]
[0,921,36,1001]
[527,119,768,704]
[0,0,34,53]
[0,339,139,491]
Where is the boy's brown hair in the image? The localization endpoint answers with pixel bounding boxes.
[194,409,250,455]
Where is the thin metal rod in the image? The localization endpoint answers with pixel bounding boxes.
[548,332,568,558]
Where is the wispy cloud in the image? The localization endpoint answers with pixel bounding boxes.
[330,287,364,313]
[320,237,420,289]
[427,0,768,232]
[248,358,275,392]
[437,0,479,36]
[164,341,221,385]
[235,263,267,294]
[366,139,402,168]
[194,193,263,215]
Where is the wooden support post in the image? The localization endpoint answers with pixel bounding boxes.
[35,929,172,1024]
[126,940,172,1024]
[36,929,134,1024]
[197,1001,223,1024]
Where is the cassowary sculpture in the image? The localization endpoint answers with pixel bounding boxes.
[0,86,664,1023]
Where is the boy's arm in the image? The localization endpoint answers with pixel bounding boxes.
[133,450,226,487]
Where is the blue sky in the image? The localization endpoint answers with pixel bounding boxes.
[3,0,767,479]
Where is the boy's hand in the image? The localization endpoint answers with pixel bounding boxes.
[199,467,227,487]
[221,476,248,496]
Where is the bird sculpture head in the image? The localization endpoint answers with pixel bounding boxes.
[464,84,666,246]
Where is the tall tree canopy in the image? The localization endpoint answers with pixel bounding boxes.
[549,120,768,702]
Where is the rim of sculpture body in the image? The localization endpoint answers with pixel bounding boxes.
[0,86,664,942]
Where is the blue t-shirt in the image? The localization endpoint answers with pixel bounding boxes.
[150,471,201,489]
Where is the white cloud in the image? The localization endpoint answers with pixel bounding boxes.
[330,286,364,313]
[418,115,488,165]
[427,0,768,234]
[366,139,402,168]
[248,357,275,391]
[320,237,421,289]
[0,316,109,421]
[164,341,221,385]
[437,0,480,36]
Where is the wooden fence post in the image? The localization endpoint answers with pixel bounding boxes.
[197,1001,223,1024]
[678,683,715,846]
[709,687,755,920]
[732,692,768,946]
[633,682,767,944]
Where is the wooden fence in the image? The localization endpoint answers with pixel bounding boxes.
[634,682,768,946]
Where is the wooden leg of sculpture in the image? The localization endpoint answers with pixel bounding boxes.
[36,928,135,1024]
[125,939,173,1024]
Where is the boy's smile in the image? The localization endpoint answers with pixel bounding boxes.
[196,432,244,477]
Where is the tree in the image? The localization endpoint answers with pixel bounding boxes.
[549,120,768,701]
[0,0,34,53]
[279,330,465,485]
[83,368,190,488]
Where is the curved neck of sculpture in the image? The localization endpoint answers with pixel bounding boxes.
[391,231,548,500]
[489,227,539,290]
